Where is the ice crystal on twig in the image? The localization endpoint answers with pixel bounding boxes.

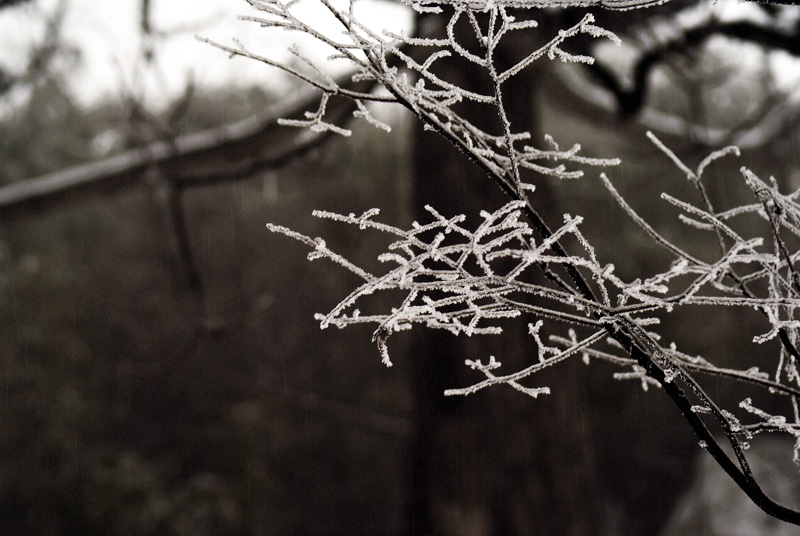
[241,0,800,523]
[202,0,623,197]
[269,136,800,478]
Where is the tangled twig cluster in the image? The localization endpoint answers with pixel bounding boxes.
[210,0,800,525]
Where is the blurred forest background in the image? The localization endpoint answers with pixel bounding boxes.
[2,1,800,535]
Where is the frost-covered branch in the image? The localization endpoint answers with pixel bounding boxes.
[203,0,621,192]
[268,138,800,525]
[225,0,800,526]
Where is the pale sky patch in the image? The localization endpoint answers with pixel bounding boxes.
[0,0,413,110]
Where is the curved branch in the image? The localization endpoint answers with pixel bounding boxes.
[0,76,374,218]
[584,17,800,119]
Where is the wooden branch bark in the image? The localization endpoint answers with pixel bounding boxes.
[581,17,800,120]
[0,78,370,219]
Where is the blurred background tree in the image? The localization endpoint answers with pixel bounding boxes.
[2,1,800,535]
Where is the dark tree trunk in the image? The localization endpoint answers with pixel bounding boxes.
[406,11,604,536]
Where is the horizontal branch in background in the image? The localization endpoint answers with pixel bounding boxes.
[0,77,370,219]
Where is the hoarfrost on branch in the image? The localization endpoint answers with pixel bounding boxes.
[210,0,800,525]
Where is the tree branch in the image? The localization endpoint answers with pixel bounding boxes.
[0,76,373,219]
[585,16,800,119]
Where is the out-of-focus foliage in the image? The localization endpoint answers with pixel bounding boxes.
[0,78,412,535]
[0,77,104,182]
